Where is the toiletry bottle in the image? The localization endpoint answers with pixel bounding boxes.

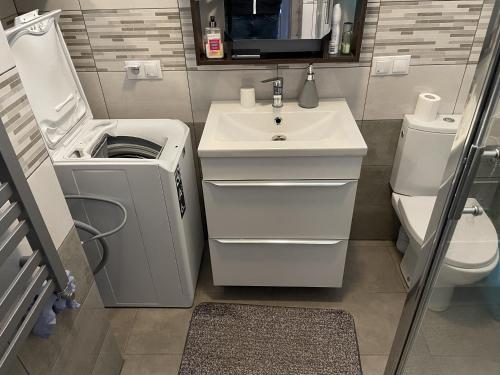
[328,4,341,55]
[298,64,319,109]
[341,22,353,55]
[204,16,223,59]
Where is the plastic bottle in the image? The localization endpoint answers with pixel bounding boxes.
[328,4,342,55]
[341,22,353,55]
[204,16,224,59]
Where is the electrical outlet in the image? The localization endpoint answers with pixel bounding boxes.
[373,57,393,76]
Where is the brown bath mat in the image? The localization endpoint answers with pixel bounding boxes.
[179,303,362,375]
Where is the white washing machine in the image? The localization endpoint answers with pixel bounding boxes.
[6,10,204,307]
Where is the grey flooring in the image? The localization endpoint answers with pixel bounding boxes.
[110,241,407,375]
[403,286,500,375]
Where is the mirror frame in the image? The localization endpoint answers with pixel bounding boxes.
[190,0,369,65]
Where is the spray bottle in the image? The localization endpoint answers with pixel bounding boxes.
[328,3,342,55]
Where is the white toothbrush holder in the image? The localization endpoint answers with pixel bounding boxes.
[240,87,256,108]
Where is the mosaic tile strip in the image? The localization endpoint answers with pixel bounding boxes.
[180,6,197,70]
[83,9,186,72]
[0,68,48,177]
[374,0,482,65]
[59,10,97,72]
[469,0,493,63]
[359,0,380,64]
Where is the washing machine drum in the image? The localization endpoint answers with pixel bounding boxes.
[92,136,162,159]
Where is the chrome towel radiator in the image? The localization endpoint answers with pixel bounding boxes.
[0,120,70,375]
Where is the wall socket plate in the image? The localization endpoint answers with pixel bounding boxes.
[372,55,411,76]
[125,60,163,80]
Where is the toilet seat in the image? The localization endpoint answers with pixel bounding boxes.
[398,195,498,270]
[397,195,435,245]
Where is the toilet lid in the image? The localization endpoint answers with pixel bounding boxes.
[398,196,499,269]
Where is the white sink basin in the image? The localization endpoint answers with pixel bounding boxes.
[199,100,367,157]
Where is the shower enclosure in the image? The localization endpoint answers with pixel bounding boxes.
[386,2,500,374]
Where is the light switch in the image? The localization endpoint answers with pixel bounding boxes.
[372,55,411,76]
[392,55,411,74]
[125,60,162,80]
[144,61,163,79]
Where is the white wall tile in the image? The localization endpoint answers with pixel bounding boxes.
[364,65,466,120]
[0,0,16,18]
[14,0,80,12]
[279,67,370,120]
[80,0,179,10]
[77,72,109,119]
[28,158,74,249]
[0,23,15,75]
[188,68,278,123]
[454,64,477,114]
[99,71,193,123]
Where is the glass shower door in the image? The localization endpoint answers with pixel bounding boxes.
[385,5,500,374]
[401,76,500,375]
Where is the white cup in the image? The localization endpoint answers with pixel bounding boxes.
[240,87,256,108]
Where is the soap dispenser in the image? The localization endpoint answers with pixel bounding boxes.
[298,64,319,109]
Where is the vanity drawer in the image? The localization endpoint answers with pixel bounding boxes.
[209,239,348,287]
[202,179,357,239]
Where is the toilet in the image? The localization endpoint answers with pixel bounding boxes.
[390,114,499,311]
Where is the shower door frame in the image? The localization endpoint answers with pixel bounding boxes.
[385,3,500,374]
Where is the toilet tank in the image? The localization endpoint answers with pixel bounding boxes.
[390,114,461,196]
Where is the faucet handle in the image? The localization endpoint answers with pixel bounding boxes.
[261,76,283,86]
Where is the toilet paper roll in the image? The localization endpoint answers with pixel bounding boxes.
[414,93,441,122]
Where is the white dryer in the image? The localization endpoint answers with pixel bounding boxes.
[6,10,204,307]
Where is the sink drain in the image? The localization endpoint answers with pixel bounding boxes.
[272,135,287,141]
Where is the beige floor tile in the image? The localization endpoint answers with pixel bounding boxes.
[108,309,138,353]
[343,244,406,293]
[433,355,500,375]
[403,354,442,375]
[422,304,500,358]
[194,257,407,356]
[385,246,408,290]
[125,309,192,355]
[361,355,388,375]
[106,240,409,370]
[345,292,406,355]
[121,354,182,375]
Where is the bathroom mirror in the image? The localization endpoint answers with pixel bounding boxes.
[190,0,368,65]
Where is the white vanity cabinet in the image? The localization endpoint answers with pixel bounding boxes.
[198,100,367,287]
[202,179,357,239]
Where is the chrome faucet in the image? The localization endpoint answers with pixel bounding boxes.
[261,77,284,108]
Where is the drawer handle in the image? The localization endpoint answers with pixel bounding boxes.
[214,239,342,245]
[206,181,353,187]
